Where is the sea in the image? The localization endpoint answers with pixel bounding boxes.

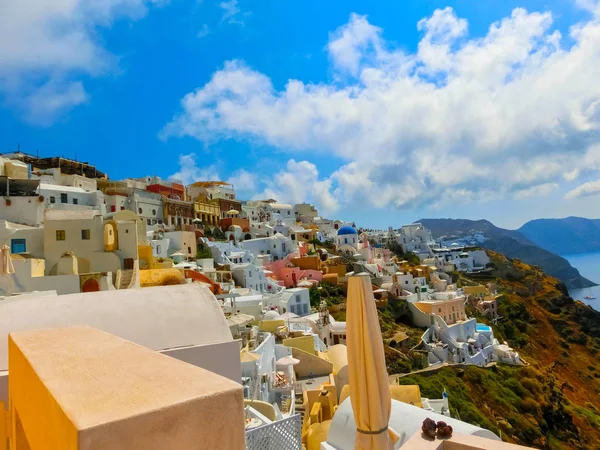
[564,252,600,312]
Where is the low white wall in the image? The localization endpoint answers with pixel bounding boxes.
[161,340,241,384]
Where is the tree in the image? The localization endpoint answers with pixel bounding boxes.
[309,286,322,308]
[196,243,212,259]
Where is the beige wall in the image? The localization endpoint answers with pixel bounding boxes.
[292,347,333,378]
[0,259,115,296]
[43,215,138,275]
[416,298,466,324]
[165,231,196,258]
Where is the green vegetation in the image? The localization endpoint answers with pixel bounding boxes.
[382,251,600,448]
[311,284,346,309]
[384,241,420,265]
[399,365,585,448]
[196,243,212,260]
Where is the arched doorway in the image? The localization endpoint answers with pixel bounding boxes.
[82,278,100,292]
[104,221,119,251]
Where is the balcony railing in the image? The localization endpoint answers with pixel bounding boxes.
[246,414,301,450]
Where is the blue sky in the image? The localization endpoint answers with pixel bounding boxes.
[2,0,600,229]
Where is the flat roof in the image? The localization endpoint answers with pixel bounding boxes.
[44,208,101,221]
[0,284,232,371]
[9,325,240,430]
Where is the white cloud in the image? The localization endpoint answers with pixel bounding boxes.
[219,0,247,26]
[165,6,600,212]
[169,153,220,185]
[227,169,257,193]
[197,24,210,38]
[259,160,339,216]
[563,169,580,181]
[0,0,164,124]
[23,79,89,125]
[514,183,558,199]
[564,179,600,199]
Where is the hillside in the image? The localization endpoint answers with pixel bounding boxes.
[417,218,596,290]
[519,217,600,255]
[383,253,600,449]
[417,218,535,246]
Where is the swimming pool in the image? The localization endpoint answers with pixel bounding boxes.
[476,324,492,332]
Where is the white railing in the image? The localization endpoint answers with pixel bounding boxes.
[246,414,302,450]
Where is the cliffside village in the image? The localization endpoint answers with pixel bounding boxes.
[0,152,525,450]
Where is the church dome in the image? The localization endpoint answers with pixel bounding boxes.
[337,226,358,236]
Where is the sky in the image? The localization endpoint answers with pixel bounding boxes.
[2,0,600,230]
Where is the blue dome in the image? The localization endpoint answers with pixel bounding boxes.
[337,226,358,236]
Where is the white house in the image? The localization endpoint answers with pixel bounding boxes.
[40,184,104,213]
[231,263,268,293]
[240,233,297,261]
[280,288,311,316]
[399,223,435,256]
[208,241,252,265]
[164,230,196,259]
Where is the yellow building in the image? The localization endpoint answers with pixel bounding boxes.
[415,297,466,324]
[193,194,220,226]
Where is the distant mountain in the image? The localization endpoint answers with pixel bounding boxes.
[417,218,536,245]
[417,218,597,290]
[518,217,600,255]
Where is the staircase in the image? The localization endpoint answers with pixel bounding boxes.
[118,269,134,289]
[294,388,306,427]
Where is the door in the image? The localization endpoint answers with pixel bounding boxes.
[124,258,134,270]
[11,238,26,254]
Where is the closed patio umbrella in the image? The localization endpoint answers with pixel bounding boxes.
[346,273,398,449]
[1,245,15,275]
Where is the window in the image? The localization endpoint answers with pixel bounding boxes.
[296,295,302,303]
[111,205,116,212]
[139,207,143,214]
[56,230,66,241]
[60,193,68,203]
[187,246,191,254]
[152,209,156,215]
[156,245,161,254]
[438,308,442,313]
[248,271,252,278]
[72,198,78,205]
[120,206,125,210]
[81,229,90,240]
[287,211,290,215]
[147,219,151,225]
[344,238,348,244]
[11,239,26,254]
[50,196,56,204]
